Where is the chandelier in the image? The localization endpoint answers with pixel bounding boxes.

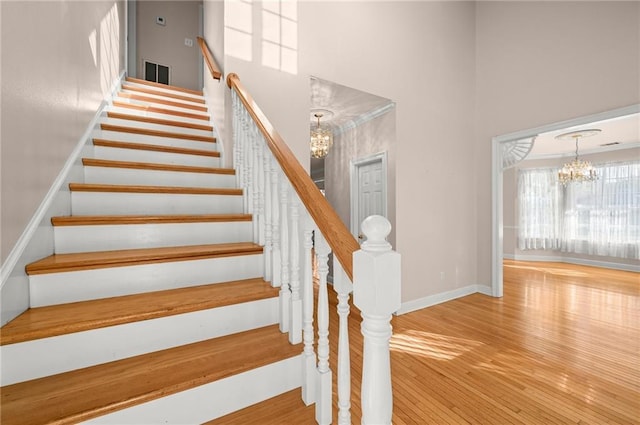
[556,129,600,185]
[310,113,333,159]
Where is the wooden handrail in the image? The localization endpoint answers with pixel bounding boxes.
[227,73,360,281]
[197,37,222,80]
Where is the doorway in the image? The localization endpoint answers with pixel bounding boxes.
[491,104,639,298]
[350,152,388,241]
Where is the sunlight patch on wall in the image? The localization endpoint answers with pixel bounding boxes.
[225,0,253,62]
[88,29,98,67]
[99,3,120,97]
[390,330,483,360]
[261,0,298,74]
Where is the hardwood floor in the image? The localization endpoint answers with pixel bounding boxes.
[212,260,639,424]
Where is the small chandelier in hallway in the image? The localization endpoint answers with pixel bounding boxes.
[557,129,600,185]
[310,112,333,159]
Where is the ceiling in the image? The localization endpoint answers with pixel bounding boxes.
[528,112,640,158]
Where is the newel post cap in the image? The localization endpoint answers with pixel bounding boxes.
[353,216,401,316]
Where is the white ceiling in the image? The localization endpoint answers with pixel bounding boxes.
[528,113,640,158]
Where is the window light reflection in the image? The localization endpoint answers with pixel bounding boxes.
[390,330,483,360]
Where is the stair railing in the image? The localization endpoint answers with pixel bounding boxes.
[197,37,222,80]
[228,73,401,425]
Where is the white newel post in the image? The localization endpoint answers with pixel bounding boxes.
[333,257,353,425]
[353,215,401,425]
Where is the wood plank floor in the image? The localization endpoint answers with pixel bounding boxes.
[212,260,639,424]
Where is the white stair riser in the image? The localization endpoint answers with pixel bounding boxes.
[120,89,206,108]
[82,355,302,424]
[108,104,212,127]
[100,116,214,138]
[93,145,220,168]
[0,298,278,386]
[71,191,243,215]
[29,254,264,306]
[55,221,252,253]
[94,130,217,153]
[122,82,205,102]
[118,90,207,114]
[114,95,207,116]
[83,166,235,189]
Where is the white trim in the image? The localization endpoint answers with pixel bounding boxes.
[504,254,640,273]
[395,284,492,316]
[350,151,388,239]
[491,104,640,299]
[527,141,640,160]
[0,71,126,290]
[202,86,225,165]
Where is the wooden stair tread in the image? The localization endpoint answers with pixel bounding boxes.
[51,213,251,226]
[25,242,262,275]
[125,76,203,96]
[0,278,275,345]
[121,83,206,104]
[82,158,234,174]
[107,111,213,131]
[93,138,220,157]
[112,100,210,121]
[0,325,298,425]
[118,92,208,112]
[69,183,242,195]
[100,123,216,143]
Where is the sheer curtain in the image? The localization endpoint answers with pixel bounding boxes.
[518,160,640,260]
[518,168,563,250]
[562,161,639,259]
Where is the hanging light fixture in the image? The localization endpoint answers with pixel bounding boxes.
[556,129,600,185]
[310,112,333,159]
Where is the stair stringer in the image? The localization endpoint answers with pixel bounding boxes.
[83,355,302,425]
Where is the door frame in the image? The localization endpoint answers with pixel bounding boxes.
[350,151,388,238]
[491,104,639,298]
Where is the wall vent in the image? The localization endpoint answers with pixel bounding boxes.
[143,60,170,85]
[600,141,621,146]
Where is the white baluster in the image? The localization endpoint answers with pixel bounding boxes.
[334,257,352,425]
[315,230,332,425]
[241,108,251,214]
[301,214,316,405]
[251,128,260,243]
[353,215,401,425]
[263,148,272,282]
[271,158,281,288]
[256,139,265,246]
[279,179,290,333]
[288,196,302,344]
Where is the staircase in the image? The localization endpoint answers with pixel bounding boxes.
[0,77,303,424]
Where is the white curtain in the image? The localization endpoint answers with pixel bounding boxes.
[518,168,564,250]
[518,160,640,260]
[562,161,639,259]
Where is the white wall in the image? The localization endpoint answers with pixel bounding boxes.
[503,147,639,269]
[1,0,126,324]
[476,1,640,286]
[137,1,202,90]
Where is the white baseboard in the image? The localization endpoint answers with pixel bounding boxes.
[395,284,492,316]
[505,254,639,273]
[0,71,126,326]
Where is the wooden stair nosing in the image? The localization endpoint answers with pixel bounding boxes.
[51,214,252,226]
[69,183,242,196]
[118,92,208,112]
[25,242,263,275]
[82,158,234,175]
[0,278,275,346]
[106,111,213,132]
[100,123,216,143]
[92,138,220,158]
[121,83,206,104]
[0,325,298,425]
[125,76,203,96]
[111,100,210,121]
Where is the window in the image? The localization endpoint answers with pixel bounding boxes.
[518,160,639,259]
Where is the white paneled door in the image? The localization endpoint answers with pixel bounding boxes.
[350,153,387,242]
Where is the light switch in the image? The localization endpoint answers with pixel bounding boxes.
[184,38,193,47]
